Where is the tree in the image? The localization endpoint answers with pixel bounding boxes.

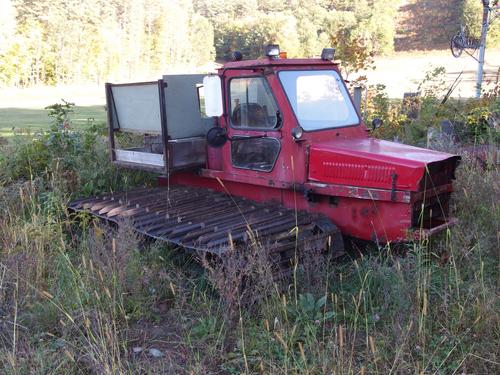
[189,13,215,66]
[0,0,16,55]
[463,0,500,47]
[0,0,403,86]
[0,0,17,85]
[214,12,301,60]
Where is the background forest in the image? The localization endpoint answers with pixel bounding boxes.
[1,0,499,87]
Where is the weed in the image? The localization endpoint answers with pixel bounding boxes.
[0,97,499,374]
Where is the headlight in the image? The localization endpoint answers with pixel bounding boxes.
[321,48,335,61]
[265,44,280,58]
[291,126,303,141]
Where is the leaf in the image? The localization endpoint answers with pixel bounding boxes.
[316,295,327,310]
[323,311,335,320]
[301,293,315,312]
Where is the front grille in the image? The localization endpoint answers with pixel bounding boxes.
[412,192,451,229]
[419,157,460,190]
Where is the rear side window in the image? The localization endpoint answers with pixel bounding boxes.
[229,77,278,128]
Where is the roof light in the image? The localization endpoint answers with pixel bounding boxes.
[279,51,287,59]
[321,48,335,61]
[265,44,280,58]
[232,51,243,61]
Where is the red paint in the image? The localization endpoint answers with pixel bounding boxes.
[309,138,459,191]
[165,172,414,242]
[158,57,460,243]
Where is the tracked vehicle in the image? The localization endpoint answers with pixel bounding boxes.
[70,46,460,269]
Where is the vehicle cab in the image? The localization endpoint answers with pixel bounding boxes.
[204,46,366,185]
[105,45,460,244]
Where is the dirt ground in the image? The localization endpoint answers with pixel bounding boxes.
[360,49,500,99]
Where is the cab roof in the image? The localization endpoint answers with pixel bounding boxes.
[220,58,338,71]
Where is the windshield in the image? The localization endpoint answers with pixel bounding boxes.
[279,70,359,131]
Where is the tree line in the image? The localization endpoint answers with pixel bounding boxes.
[0,0,401,87]
[1,1,496,87]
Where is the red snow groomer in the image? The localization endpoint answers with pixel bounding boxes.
[70,45,460,269]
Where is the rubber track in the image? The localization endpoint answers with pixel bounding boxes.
[68,185,344,257]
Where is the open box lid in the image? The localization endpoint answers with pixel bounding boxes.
[106,75,212,174]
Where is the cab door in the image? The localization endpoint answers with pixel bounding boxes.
[224,75,282,174]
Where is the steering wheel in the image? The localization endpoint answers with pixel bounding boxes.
[231,103,267,127]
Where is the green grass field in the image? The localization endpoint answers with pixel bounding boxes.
[0,105,106,138]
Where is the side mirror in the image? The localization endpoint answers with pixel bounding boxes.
[203,76,223,117]
[371,118,383,130]
[206,127,228,148]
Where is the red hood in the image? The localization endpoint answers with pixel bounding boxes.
[308,138,460,191]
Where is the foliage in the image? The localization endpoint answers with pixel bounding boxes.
[287,293,335,324]
[0,0,215,87]
[367,66,500,145]
[364,84,409,140]
[45,100,74,127]
[0,0,403,87]
[209,0,398,73]
[3,0,498,88]
[0,100,152,195]
[462,0,500,47]
[0,93,499,373]
[326,1,398,74]
[214,13,301,60]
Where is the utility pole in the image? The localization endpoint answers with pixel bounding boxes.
[476,0,491,98]
[452,1,499,96]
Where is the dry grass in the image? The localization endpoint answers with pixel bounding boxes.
[0,117,498,374]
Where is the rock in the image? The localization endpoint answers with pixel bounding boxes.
[148,348,164,358]
[132,347,143,354]
[440,119,454,136]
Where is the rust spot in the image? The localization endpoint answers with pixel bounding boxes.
[348,187,358,197]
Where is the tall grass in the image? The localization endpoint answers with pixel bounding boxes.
[0,103,498,373]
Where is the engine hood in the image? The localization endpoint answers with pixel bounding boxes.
[308,138,460,191]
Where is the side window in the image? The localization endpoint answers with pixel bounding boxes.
[231,137,280,172]
[196,85,209,119]
[230,77,278,128]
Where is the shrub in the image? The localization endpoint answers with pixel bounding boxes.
[0,101,152,196]
[0,97,498,374]
[366,67,500,145]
